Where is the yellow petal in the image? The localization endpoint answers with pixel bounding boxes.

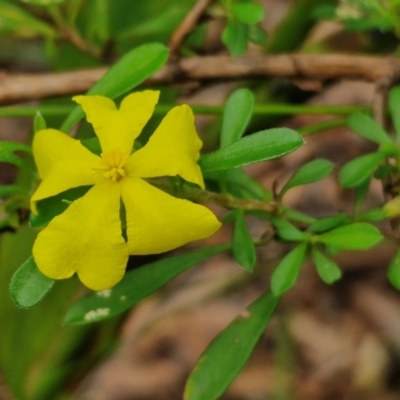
[31,136,101,213]
[33,180,129,291]
[120,177,221,254]
[74,91,160,154]
[126,105,205,188]
[33,129,76,179]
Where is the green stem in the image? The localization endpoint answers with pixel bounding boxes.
[299,118,348,136]
[48,5,102,59]
[0,106,73,118]
[149,179,277,213]
[0,104,369,118]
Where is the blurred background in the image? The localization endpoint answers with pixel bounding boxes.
[1,0,400,399]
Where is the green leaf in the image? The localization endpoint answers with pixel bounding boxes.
[272,217,308,242]
[64,244,230,324]
[222,210,236,223]
[226,168,272,201]
[360,208,386,222]
[308,213,349,233]
[280,159,334,196]
[311,248,341,284]
[221,88,254,148]
[222,20,248,57]
[271,242,308,296]
[0,140,31,167]
[205,168,272,201]
[388,248,400,290]
[248,24,267,45]
[0,1,55,37]
[60,43,169,132]
[200,128,303,172]
[231,3,265,24]
[34,111,46,133]
[283,208,315,224]
[317,223,383,250]
[0,185,28,199]
[81,137,102,155]
[374,164,394,179]
[232,210,256,271]
[9,256,54,308]
[84,0,109,43]
[389,85,400,141]
[184,291,279,400]
[347,113,392,145]
[22,0,67,6]
[339,152,386,188]
[30,186,91,227]
[312,4,336,19]
[354,177,371,212]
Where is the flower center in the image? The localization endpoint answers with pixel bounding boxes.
[93,148,129,182]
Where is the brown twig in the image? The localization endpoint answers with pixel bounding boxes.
[2,54,400,104]
[168,0,214,57]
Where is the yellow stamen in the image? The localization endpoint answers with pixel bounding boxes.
[93,148,129,182]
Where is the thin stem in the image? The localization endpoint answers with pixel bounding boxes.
[48,6,102,60]
[149,180,277,213]
[0,106,73,117]
[0,104,370,118]
[299,118,348,136]
[168,0,214,57]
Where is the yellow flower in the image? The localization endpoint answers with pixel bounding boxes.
[31,91,221,291]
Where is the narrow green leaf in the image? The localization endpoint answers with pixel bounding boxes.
[271,242,308,296]
[85,0,109,43]
[317,223,383,250]
[272,217,308,241]
[9,256,54,308]
[0,140,31,167]
[312,4,336,19]
[184,291,279,400]
[308,213,349,233]
[200,128,303,172]
[30,186,91,227]
[221,88,254,148]
[0,185,28,199]
[374,164,394,179]
[222,210,236,223]
[81,137,102,155]
[311,248,341,284]
[360,208,386,222]
[354,177,371,212]
[64,244,230,325]
[0,2,55,37]
[205,168,272,201]
[225,168,272,201]
[248,24,267,45]
[388,248,400,290]
[232,210,256,271]
[231,3,265,24]
[339,152,386,188]
[60,43,169,132]
[24,0,66,6]
[34,111,46,133]
[222,20,248,57]
[283,208,315,224]
[280,159,334,196]
[347,113,392,144]
[389,85,400,141]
